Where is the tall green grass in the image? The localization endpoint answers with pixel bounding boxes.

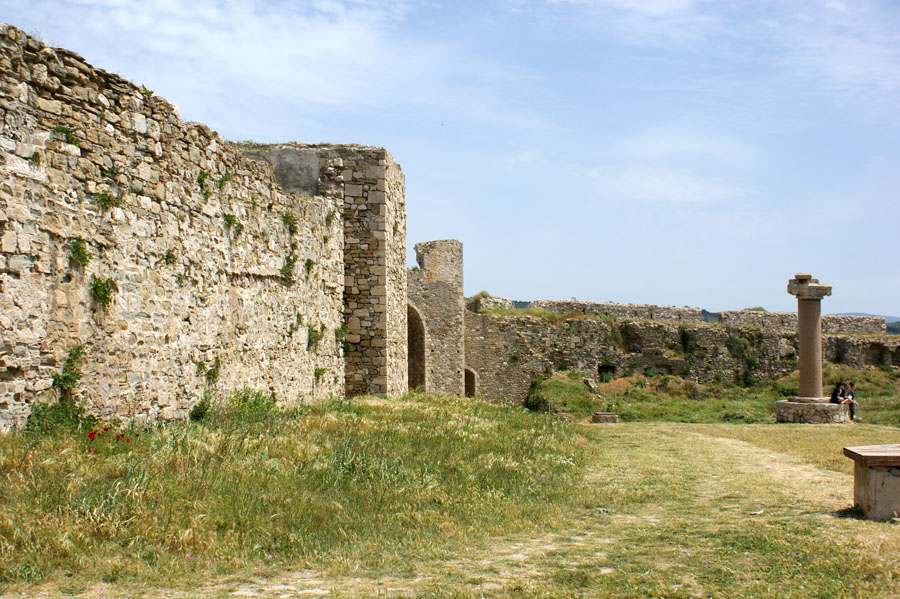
[0,391,593,588]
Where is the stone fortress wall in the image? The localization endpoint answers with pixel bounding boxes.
[2,24,898,430]
[0,25,405,430]
[239,143,408,397]
[719,310,885,335]
[530,299,704,323]
[408,240,465,396]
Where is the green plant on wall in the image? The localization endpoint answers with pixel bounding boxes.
[304,258,315,276]
[89,274,118,309]
[216,172,233,189]
[307,324,324,352]
[223,214,236,230]
[69,238,91,268]
[51,125,79,147]
[314,367,328,383]
[282,212,297,236]
[197,169,209,188]
[165,249,177,266]
[100,165,121,179]
[280,252,298,283]
[51,344,85,404]
[93,190,122,210]
[335,323,349,354]
[205,357,222,386]
[325,211,335,227]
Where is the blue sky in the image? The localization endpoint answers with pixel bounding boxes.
[7,0,900,314]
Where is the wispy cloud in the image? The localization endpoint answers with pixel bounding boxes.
[589,165,750,204]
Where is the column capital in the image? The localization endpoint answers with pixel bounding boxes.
[787,273,832,300]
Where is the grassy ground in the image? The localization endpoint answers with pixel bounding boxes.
[529,365,900,426]
[2,369,900,598]
[0,392,594,593]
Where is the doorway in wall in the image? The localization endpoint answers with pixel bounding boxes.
[465,368,476,398]
[408,305,426,390]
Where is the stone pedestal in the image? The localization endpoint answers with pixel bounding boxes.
[843,445,900,521]
[776,400,848,424]
[591,411,618,423]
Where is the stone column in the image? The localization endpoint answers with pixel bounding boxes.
[787,273,832,399]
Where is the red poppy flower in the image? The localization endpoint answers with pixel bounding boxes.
[104,427,108,431]
[93,450,98,454]
[88,432,96,440]
[115,435,120,441]
[126,439,131,444]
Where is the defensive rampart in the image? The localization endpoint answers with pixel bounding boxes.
[718,310,885,334]
[0,25,407,430]
[530,299,704,322]
[465,311,900,403]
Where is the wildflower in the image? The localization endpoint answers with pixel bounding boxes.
[115,435,120,441]
[126,438,131,443]
[103,427,108,431]
[93,450,98,454]
[88,432,96,440]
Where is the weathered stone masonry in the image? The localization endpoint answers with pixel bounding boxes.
[0,25,406,430]
[239,143,408,398]
[408,240,465,396]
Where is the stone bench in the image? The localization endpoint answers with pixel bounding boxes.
[843,444,900,521]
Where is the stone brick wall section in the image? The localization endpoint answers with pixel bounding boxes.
[718,310,886,335]
[408,240,465,396]
[0,25,351,430]
[531,299,704,323]
[466,295,514,312]
[240,143,409,397]
[465,311,900,404]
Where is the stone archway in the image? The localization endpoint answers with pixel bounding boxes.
[464,368,477,398]
[408,304,426,391]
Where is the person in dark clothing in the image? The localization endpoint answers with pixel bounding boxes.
[830,381,846,404]
[844,381,859,421]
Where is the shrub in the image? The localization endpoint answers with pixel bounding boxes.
[228,387,275,417]
[189,389,211,422]
[524,368,552,412]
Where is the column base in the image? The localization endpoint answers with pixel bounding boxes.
[776,399,849,424]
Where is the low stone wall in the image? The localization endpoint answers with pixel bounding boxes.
[0,25,348,430]
[465,311,900,404]
[719,310,886,334]
[531,300,704,323]
[466,295,514,313]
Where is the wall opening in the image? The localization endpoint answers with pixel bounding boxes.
[464,368,476,398]
[408,304,426,391]
[597,363,615,382]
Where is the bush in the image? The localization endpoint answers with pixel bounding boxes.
[228,387,275,417]
[26,400,96,435]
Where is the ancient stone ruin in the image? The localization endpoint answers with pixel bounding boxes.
[1,24,899,430]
